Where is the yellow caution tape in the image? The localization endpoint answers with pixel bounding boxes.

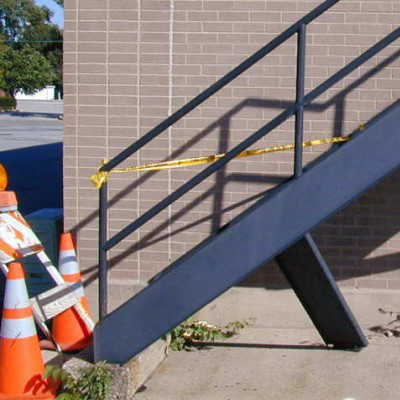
[91,136,351,189]
[91,159,110,189]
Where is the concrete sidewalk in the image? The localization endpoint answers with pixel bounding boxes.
[16,99,63,115]
[133,287,400,400]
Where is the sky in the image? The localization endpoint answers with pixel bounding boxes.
[35,0,64,28]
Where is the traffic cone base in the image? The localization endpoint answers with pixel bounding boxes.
[52,298,92,351]
[52,232,93,352]
[0,338,58,398]
[0,391,58,399]
[0,263,60,399]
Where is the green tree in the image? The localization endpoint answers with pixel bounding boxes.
[0,0,62,97]
[0,33,6,52]
[0,46,55,97]
[0,0,52,41]
[23,19,63,91]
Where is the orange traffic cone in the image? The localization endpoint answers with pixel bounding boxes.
[52,232,93,351]
[0,262,59,399]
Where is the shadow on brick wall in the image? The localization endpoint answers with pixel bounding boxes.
[77,50,400,290]
[243,168,400,289]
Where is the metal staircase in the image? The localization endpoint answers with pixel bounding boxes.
[92,0,400,363]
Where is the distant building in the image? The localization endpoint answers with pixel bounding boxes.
[15,86,56,101]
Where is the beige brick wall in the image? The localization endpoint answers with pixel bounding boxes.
[64,0,400,290]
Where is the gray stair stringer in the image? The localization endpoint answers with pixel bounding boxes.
[94,100,400,364]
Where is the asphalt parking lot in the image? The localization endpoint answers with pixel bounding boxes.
[0,100,63,151]
[0,100,63,214]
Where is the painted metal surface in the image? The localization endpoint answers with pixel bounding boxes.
[294,24,306,178]
[99,183,108,318]
[276,233,367,348]
[94,0,400,362]
[94,100,400,363]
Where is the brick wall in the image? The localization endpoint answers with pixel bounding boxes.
[64,0,400,291]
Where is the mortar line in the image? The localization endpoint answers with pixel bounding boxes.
[137,0,142,280]
[167,0,175,262]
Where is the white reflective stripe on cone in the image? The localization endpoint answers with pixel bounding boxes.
[1,316,37,339]
[3,280,30,309]
[59,250,79,274]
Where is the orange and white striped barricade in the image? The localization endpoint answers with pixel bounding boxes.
[0,209,43,265]
[0,192,95,347]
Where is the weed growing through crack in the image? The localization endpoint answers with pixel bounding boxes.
[167,318,253,351]
[44,361,111,400]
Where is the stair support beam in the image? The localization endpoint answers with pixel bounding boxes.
[276,233,367,348]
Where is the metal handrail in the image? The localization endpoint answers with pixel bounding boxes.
[99,0,339,174]
[104,26,400,251]
[98,0,400,318]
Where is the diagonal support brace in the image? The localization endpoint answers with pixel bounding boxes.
[276,233,367,349]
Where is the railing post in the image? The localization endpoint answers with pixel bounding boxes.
[294,23,306,178]
[99,183,108,319]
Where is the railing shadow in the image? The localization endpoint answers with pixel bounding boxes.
[73,49,400,289]
[191,341,343,351]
